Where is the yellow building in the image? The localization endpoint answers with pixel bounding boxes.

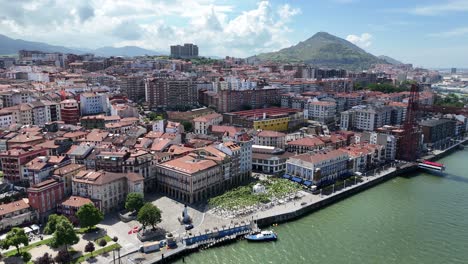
[253,117,290,132]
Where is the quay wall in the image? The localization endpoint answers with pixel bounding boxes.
[256,165,417,228]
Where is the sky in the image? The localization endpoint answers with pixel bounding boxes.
[0,0,467,68]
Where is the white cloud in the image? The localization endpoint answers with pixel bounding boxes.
[428,26,468,37]
[346,33,373,48]
[0,0,299,57]
[405,0,468,15]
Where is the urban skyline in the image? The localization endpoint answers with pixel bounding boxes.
[0,0,468,68]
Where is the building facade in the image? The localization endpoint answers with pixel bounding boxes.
[145,78,198,110]
[286,149,350,185]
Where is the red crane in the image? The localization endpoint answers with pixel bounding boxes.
[400,84,420,161]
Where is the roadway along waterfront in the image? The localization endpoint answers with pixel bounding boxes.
[174,149,468,264]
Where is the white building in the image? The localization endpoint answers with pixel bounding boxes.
[72,170,144,213]
[307,100,336,123]
[0,111,13,128]
[340,105,392,131]
[80,93,109,116]
[193,113,223,135]
[286,149,349,184]
[254,130,286,149]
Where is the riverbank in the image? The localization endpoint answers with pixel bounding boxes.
[132,137,467,264]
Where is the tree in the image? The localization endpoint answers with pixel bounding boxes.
[137,203,162,230]
[52,218,79,252]
[181,121,193,132]
[34,253,55,264]
[44,214,68,235]
[98,239,107,247]
[2,227,29,254]
[125,192,145,213]
[76,203,103,230]
[54,249,71,264]
[85,241,95,257]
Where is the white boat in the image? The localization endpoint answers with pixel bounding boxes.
[245,230,278,242]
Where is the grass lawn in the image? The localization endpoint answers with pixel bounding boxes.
[76,226,100,234]
[209,178,301,210]
[3,237,54,257]
[72,243,121,263]
[94,234,113,243]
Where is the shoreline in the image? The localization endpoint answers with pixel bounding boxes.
[144,138,467,264]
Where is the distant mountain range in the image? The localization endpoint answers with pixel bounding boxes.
[250,32,389,70]
[0,34,164,57]
[378,55,404,65]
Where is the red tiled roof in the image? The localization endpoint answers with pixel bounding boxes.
[287,137,325,147]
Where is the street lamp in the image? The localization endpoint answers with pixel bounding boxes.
[112,236,120,264]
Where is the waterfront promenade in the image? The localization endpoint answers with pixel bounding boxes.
[104,137,467,264]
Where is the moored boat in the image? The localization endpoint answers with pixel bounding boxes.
[418,160,445,171]
[245,230,277,242]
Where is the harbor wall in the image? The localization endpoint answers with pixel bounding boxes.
[256,165,417,228]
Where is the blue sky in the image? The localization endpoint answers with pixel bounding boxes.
[0,0,467,68]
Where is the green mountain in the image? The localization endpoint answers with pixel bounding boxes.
[378,55,404,65]
[252,32,386,70]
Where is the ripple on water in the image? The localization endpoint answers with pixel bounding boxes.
[174,151,468,264]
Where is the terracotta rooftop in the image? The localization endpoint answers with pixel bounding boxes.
[0,199,30,217]
[54,163,85,175]
[287,137,325,147]
[193,113,222,122]
[159,154,218,174]
[257,130,286,138]
[29,179,59,190]
[73,170,143,185]
[291,149,348,164]
[61,196,93,208]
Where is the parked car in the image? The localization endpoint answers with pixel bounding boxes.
[184,224,194,230]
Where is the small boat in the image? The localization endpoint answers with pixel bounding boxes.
[245,230,277,242]
[418,160,445,172]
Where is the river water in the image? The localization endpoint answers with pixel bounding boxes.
[174,149,468,264]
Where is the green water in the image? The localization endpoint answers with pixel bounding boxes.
[175,150,468,264]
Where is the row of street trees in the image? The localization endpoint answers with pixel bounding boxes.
[2,193,161,263]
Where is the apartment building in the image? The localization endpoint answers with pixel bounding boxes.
[420,119,456,148]
[193,113,223,135]
[286,149,350,185]
[0,199,37,231]
[53,163,86,196]
[27,179,65,222]
[119,75,146,102]
[340,105,392,131]
[254,130,286,149]
[156,153,224,204]
[60,99,80,125]
[199,88,282,112]
[0,146,47,183]
[72,170,144,213]
[307,100,336,123]
[80,93,109,116]
[223,108,304,132]
[252,145,294,174]
[355,132,397,161]
[170,43,198,59]
[145,78,198,110]
[122,150,156,190]
[286,137,326,153]
[57,196,96,225]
